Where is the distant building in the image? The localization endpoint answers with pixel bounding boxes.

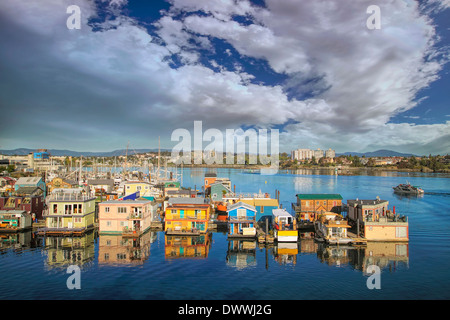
[325,148,335,158]
[291,148,335,161]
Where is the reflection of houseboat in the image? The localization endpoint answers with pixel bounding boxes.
[43,231,96,268]
[227,202,257,239]
[393,183,424,195]
[314,213,353,245]
[273,242,298,265]
[164,233,212,259]
[226,240,257,269]
[272,209,298,242]
[98,232,154,265]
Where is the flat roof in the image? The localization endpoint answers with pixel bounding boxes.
[100,200,151,205]
[296,194,343,200]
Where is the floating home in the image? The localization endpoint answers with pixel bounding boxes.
[227,202,257,238]
[272,208,298,242]
[223,195,279,223]
[98,199,158,236]
[314,213,353,245]
[293,194,343,225]
[347,199,409,242]
[0,210,32,232]
[164,198,211,235]
[38,193,96,236]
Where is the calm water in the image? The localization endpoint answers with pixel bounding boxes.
[1,168,449,300]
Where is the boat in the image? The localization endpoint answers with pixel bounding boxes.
[314,214,353,245]
[393,183,424,195]
[272,209,298,242]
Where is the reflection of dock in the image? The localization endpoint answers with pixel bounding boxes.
[347,230,368,246]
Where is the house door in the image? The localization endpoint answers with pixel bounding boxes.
[133,220,141,231]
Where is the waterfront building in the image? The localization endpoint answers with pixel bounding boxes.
[46,177,78,194]
[224,195,279,223]
[0,210,32,232]
[347,199,409,241]
[0,193,44,220]
[293,194,343,222]
[314,149,324,160]
[164,197,211,235]
[123,181,161,199]
[87,179,115,196]
[227,201,257,238]
[0,177,16,194]
[40,193,96,236]
[209,182,233,202]
[291,148,336,161]
[14,177,47,197]
[98,199,157,236]
[325,148,336,159]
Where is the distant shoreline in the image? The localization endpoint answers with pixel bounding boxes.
[171,164,450,174]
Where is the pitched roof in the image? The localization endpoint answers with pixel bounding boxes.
[16,177,42,185]
[272,208,294,217]
[228,201,257,212]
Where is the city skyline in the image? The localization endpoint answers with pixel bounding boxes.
[0,0,449,155]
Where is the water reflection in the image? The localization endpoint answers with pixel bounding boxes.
[98,231,156,266]
[164,233,213,260]
[316,241,409,272]
[43,231,96,268]
[226,239,257,269]
[272,242,298,265]
[0,231,43,254]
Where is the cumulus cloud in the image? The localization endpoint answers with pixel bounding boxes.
[0,0,448,154]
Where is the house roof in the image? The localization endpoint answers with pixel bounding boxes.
[13,186,43,196]
[88,179,114,186]
[272,208,294,217]
[347,199,388,206]
[228,201,257,212]
[240,198,279,207]
[16,177,42,185]
[296,194,343,200]
[168,197,210,205]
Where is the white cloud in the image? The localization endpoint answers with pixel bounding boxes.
[0,0,448,155]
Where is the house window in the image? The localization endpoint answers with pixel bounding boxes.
[396,227,407,238]
[106,221,111,226]
[260,206,264,213]
[237,208,246,218]
[137,186,141,191]
[118,207,127,213]
[171,209,177,214]
[65,204,72,215]
[105,207,110,213]
[305,201,309,206]
[53,204,57,214]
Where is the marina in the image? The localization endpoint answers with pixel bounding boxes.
[0,165,449,300]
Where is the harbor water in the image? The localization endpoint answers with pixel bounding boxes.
[1,168,449,300]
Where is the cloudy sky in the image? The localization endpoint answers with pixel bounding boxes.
[0,0,449,155]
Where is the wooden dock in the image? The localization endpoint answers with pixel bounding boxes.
[348,230,368,245]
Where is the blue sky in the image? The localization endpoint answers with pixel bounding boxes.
[0,0,449,155]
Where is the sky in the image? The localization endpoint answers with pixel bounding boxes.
[0,0,449,155]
